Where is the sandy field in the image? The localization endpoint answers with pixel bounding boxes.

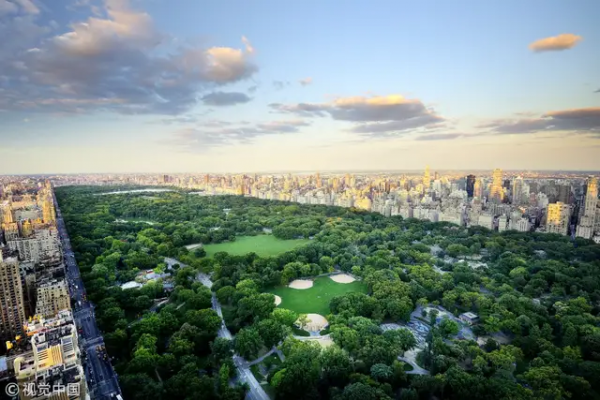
[274,295,282,306]
[288,279,313,289]
[297,313,328,332]
[329,273,356,284]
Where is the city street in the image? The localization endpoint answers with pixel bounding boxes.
[54,200,122,400]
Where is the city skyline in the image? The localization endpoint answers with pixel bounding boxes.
[1,0,600,174]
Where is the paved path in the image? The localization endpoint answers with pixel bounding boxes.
[398,355,430,375]
[247,348,276,367]
[165,257,270,400]
[293,334,331,341]
[274,348,285,362]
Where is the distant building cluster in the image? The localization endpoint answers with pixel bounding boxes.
[28,168,600,243]
[0,180,88,399]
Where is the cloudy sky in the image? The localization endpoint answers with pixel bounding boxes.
[1,0,599,174]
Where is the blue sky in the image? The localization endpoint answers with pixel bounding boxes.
[1,0,599,173]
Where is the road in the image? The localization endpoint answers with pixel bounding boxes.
[53,194,123,400]
[164,257,270,400]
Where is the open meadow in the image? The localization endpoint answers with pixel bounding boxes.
[267,277,368,316]
[202,235,310,257]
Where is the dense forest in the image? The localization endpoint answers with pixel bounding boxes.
[55,186,600,400]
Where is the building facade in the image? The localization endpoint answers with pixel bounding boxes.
[0,253,27,341]
[546,202,571,235]
[35,280,71,319]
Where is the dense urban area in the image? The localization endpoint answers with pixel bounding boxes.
[0,169,599,400]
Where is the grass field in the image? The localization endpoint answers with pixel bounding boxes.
[202,235,310,257]
[267,277,368,316]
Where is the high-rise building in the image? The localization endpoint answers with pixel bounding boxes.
[512,176,524,205]
[466,175,476,198]
[1,202,14,224]
[546,202,571,235]
[42,199,55,225]
[14,310,88,400]
[474,178,483,199]
[35,279,71,319]
[0,252,27,341]
[490,168,504,203]
[423,166,431,190]
[557,183,571,204]
[576,177,598,239]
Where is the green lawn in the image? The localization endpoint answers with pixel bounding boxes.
[202,235,310,257]
[267,277,368,316]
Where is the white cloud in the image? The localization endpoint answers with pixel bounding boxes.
[529,33,582,52]
[0,0,258,115]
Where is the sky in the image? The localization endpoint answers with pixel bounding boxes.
[1,0,599,174]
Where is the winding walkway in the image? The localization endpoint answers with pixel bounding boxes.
[398,355,430,375]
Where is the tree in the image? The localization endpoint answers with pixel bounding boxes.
[484,316,502,333]
[121,373,165,400]
[438,318,460,338]
[399,388,418,400]
[257,318,288,348]
[272,341,321,399]
[331,326,360,352]
[371,363,393,381]
[234,328,263,359]
[237,294,276,322]
[383,329,417,354]
[522,366,565,400]
[296,314,310,330]
[168,336,195,357]
[320,346,352,386]
[134,295,153,311]
[194,247,207,258]
[219,363,230,390]
[186,309,221,334]
[341,382,388,400]
[387,298,413,321]
[216,286,236,304]
[211,337,233,363]
[446,244,470,258]
[272,308,298,327]
[428,309,439,326]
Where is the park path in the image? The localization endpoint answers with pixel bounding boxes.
[164,257,270,400]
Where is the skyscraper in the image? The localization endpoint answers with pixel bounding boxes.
[0,252,27,341]
[474,178,483,199]
[466,175,476,198]
[576,177,598,239]
[423,166,431,190]
[490,168,504,203]
[512,176,524,205]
